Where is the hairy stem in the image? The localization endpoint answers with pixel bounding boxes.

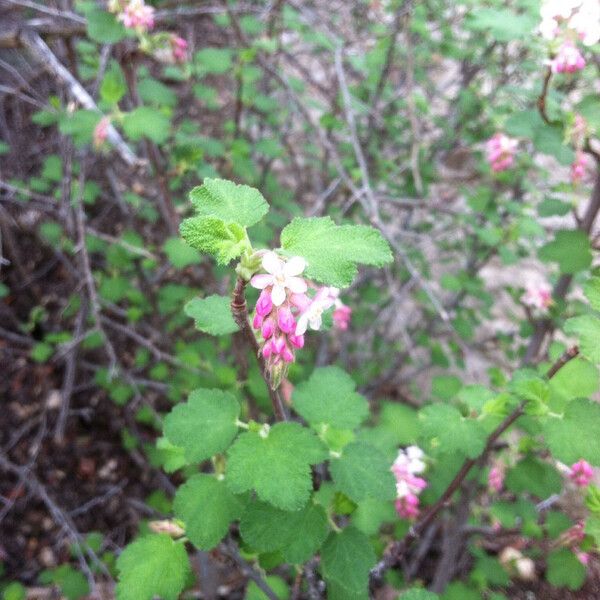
[231,277,288,421]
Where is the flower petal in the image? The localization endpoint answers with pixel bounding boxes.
[262,251,283,275]
[309,314,322,331]
[295,315,308,336]
[286,276,308,294]
[250,274,274,289]
[271,284,286,306]
[283,255,306,277]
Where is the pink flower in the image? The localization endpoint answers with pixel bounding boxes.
[396,493,420,519]
[486,133,518,172]
[521,283,553,311]
[539,0,600,46]
[550,41,586,74]
[488,465,505,493]
[118,0,155,33]
[569,459,593,487]
[256,289,273,317]
[295,287,336,335]
[251,252,307,306]
[333,304,352,330]
[577,551,590,565]
[277,307,296,334]
[392,447,427,520]
[93,116,110,148]
[170,35,188,63]
[571,151,588,185]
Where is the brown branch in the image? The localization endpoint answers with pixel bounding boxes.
[537,66,553,125]
[370,345,580,582]
[231,277,288,421]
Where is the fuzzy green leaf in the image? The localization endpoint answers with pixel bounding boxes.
[538,230,592,274]
[189,178,268,226]
[564,315,600,363]
[174,474,242,550]
[419,404,486,458]
[240,500,329,564]
[330,442,396,503]
[226,422,327,510]
[546,549,586,590]
[320,526,376,595]
[163,237,201,268]
[163,389,240,463]
[505,456,562,499]
[584,277,600,311]
[398,591,439,600]
[280,217,393,287]
[184,295,239,336]
[543,399,600,465]
[122,107,171,144]
[292,367,369,431]
[116,534,191,600]
[179,216,248,265]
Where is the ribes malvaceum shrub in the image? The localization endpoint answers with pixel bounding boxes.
[113,177,600,600]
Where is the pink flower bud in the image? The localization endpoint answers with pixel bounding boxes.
[262,340,274,359]
[281,345,294,363]
[253,313,264,329]
[273,336,286,355]
[256,289,273,317]
[261,318,275,339]
[577,551,590,566]
[93,116,110,148]
[569,459,593,487]
[170,35,188,63]
[277,307,296,334]
[288,333,305,349]
[333,304,352,330]
[488,466,505,493]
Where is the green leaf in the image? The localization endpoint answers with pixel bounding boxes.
[155,437,186,473]
[320,526,376,595]
[58,110,101,147]
[138,79,177,108]
[398,590,439,600]
[163,237,201,268]
[550,357,599,401]
[466,8,537,41]
[174,474,242,550]
[226,422,327,510]
[180,216,248,264]
[116,534,191,600]
[163,389,240,463]
[576,95,600,134]
[546,549,586,590]
[292,367,368,430]
[533,124,575,165]
[184,295,239,336]
[240,500,329,564]
[100,64,126,104]
[544,399,600,465]
[330,442,396,503]
[564,315,600,363]
[505,456,561,499]
[419,404,486,458]
[245,576,289,600]
[584,277,600,311]
[122,107,171,144]
[189,179,269,227]
[537,198,571,218]
[87,10,127,44]
[538,230,592,274]
[280,217,392,287]
[195,48,233,75]
[504,110,544,139]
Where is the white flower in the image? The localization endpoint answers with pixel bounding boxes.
[295,287,337,335]
[405,446,426,474]
[250,252,307,306]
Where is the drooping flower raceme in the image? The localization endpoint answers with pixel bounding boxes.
[391,446,427,519]
[486,133,518,172]
[550,41,586,73]
[521,283,553,311]
[571,151,588,185]
[488,464,505,493]
[569,459,593,487]
[93,116,110,148]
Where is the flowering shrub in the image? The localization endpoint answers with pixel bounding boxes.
[2,0,600,599]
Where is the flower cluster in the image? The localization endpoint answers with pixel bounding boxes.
[391,446,427,519]
[549,41,586,74]
[109,0,155,33]
[485,133,518,172]
[540,0,600,47]
[540,0,599,76]
[569,459,594,487]
[488,464,505,493]
[521,283,553,311]
[93,116,110,149]
[250,252,352,385]
[571,150,588,185]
